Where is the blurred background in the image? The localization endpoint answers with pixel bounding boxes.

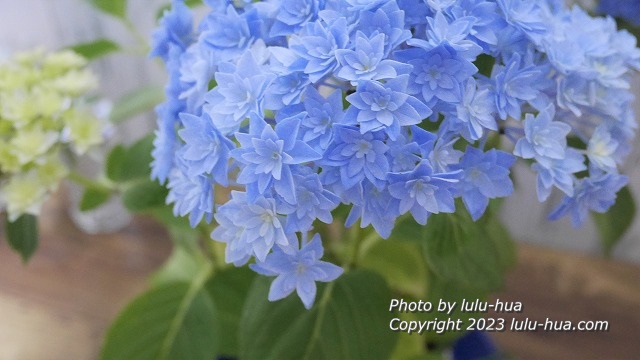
[0,1,639,359]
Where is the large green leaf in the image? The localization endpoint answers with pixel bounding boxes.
[79,186,112,211]
[150,245,207,287]
[422,212,504,292]
[109,86,164,124]
[421,276,488,345]
[359,238,428,298]
[593,185,636,256]
[101,273,218,360]
[6,214,39,262]
[86,0,127,19]
[106,134,154,182]
[390,207,514,293]
[122,180,168,212]
[69,38,120,60]
[205,267,256,357]
[149,205,200,245]
[239,270,397,360]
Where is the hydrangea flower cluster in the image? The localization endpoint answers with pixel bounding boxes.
[151,0,639,308]
[0,49,105,221]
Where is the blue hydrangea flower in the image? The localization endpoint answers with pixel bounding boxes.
[200,5,261,62]
[232,113,321,203]
[388,134,421,172]
[531,148,585,201]
[448,0,502,47]
[496,0,549,41]
[204,52,275,135]
[178,44,217,112]
[396,44,478,104]
[356,1,412,55]
[150,0,194,62]
[150,0,639,308]
[299,86,344,152]
[455,78,497,141]
[212,191,293,262]
[265,71,310,110]
[321,125,390,190]
[177,112,234,184]
[345,0,390,12]
[210,193,252,266]
[587,125,619,172]
[289,18,349,83]
[408,11,483,61]
[492,53,547,120]
[514,105,571,160]
[166,158,215,228]
[428,134,464,173]
[387,161,460,224]
[343,76,432,140]
[269,0,322,37]
[549,173,628,227]
[151,103,180,183]
[335,32,409,84]
[453,147,515,220]
[345,180,399,239]
[278,170,341,233]
[250,233,343,309]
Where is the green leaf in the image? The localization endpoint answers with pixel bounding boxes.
[124,134,155,179]
[473,53,495,77]
[105,135,154,182]
[150,245,207,287]
[6,214,39,262]
[390,209,512,293]
[479,202,517,272]
[239,270,398,360]
[101,275,218,360]
[109,86,164,123]
[422,276,487,345]
[69,38,120,60]
[150,205,200,245]
[106,144,127,182]
[422,212,504,292]
[122,180,168,212]
[359,238,428,298]
[79,186,112,211]
[205,267,256,357]
[86,0,127,19]
[593,185,636,256]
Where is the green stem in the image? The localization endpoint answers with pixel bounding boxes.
[68,171,113,192]
[344,225,363,271]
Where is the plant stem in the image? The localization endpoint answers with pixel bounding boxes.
[68,171,113,192]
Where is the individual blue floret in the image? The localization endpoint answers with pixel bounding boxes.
[251,233,343,309]
[453,146,515,220]
[343,76,432,140]
[232,113,321,204]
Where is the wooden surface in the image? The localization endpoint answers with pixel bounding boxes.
[0,192,172,359]
[490,244,640,359]
[1,192,639,359]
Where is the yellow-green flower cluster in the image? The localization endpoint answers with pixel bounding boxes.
[0,49,104,221]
